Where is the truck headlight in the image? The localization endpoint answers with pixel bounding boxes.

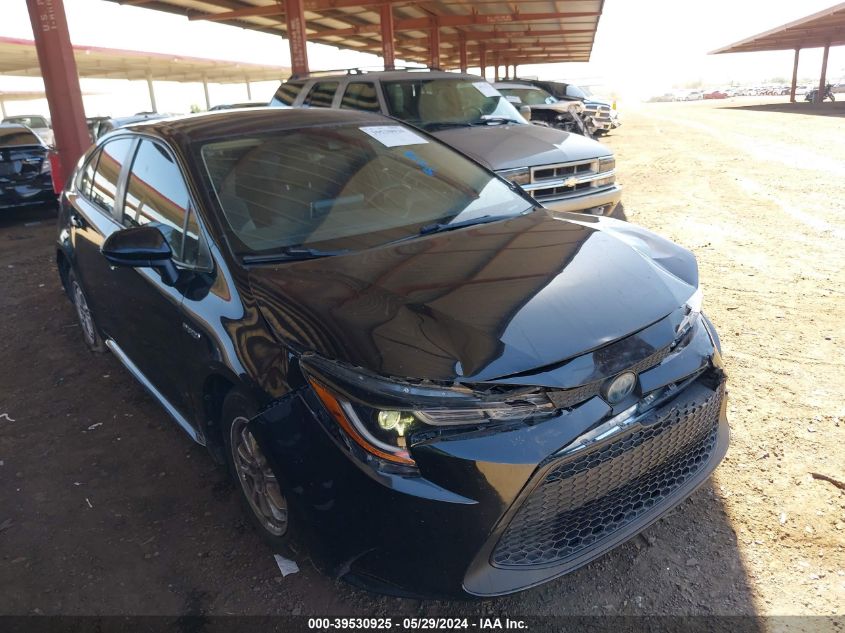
[598,156,615,173]
[497,167,530,187]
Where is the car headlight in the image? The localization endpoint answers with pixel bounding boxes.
[675,286,703,342]
[497,167,530,187]
[304,357,556,466]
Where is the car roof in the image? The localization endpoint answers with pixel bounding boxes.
[0,123,29,130]
[288,69,482,83]
[109,107,394,145]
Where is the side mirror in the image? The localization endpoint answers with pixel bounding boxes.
[519,105,532,121]
[102,225,179,286]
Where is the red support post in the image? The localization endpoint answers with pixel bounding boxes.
[479,44,487,79]
[25,0,90,190]
[458,32,467,73]
[380,3,395,70]
[430,21,440,69]
[285,0,310,77]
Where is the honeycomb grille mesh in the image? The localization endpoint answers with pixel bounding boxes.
[491,383,723,568]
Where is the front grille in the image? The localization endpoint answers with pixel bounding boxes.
[528,158,613,202]
[545,344,672,410]
[491,381,724,568]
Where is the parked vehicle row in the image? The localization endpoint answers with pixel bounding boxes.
[57,105,727,598]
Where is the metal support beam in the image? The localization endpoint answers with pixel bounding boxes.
[513,64,519,79]
[202,76,211,110]
[479,43,487,79]
[245,80,252,100]
[380,3,395,70]
[494,52,500,81]
[26,0,90,186]
[313,12,599,37]
[790,48,800,103]
[285,0,310,77]
[817,43,830,103]
[0,99,6,118]
[458,33,467,73]
[430,22,441,69]
[146,72,157,112]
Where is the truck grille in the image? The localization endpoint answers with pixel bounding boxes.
[585,103,612,122]
[526,158,614,202]
[491,381,724,569]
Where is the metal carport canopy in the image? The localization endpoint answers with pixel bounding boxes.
[104,1,605,75]
[0,36,290,83]
[710,2,845,103]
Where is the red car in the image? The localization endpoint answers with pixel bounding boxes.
[703,90,728,100]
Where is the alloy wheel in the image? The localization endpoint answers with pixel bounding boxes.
[72,280,96,346]
[229,416,288,536]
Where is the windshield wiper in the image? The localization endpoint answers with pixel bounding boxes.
[424,121,474,131]
[477,116,522,125]
[419,214,510,236]
[242,247,350,265]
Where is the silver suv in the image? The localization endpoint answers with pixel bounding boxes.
[271,70,622,217]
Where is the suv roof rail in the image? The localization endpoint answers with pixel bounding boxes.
[288,64,435,80]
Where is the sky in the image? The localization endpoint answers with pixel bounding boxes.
[1,0,843,115]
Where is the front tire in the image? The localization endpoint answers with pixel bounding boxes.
[221,390,293,550]
[68,270,106,353]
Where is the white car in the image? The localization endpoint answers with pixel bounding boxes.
[1,115,54,146]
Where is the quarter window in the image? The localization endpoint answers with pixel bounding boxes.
[302,81,339,108]
[90,138,133,214]
[340,82,380,112]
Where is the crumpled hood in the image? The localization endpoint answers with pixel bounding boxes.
[432,123,610,171]
[247,212,697,384]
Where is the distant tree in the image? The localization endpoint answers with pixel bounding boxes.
[767,76,787,84]
[190,104,202,113]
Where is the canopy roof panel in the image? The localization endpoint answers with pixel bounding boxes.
[711,2,845,54]
[0,36,290,82]
[105,0,605,67]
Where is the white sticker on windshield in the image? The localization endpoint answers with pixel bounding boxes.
[359,125,428,148]
[473,82,501,98]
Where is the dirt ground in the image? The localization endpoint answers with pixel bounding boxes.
[0,97,843,622]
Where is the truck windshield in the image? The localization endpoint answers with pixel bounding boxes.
[498,88,558,106]
[382,79,527,131]
[199,122,533,258]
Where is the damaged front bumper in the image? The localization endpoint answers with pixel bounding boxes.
[248,316,728,598]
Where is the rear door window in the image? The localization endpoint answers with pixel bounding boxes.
[271,81,305,107]
[340,82,380,112]
[90,137,133,215]
[302,82,339,108]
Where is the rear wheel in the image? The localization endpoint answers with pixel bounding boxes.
[68,270,106,353]
[221,390,292,549]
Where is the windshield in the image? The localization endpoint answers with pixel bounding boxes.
[565,84,591,100]
[498,87,557,106]
[382,79,527,130]
[2,116,48,128]
[199,123,534,257]
[0,126,41,146]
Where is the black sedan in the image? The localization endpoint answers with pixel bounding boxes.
[1,124,55,210]
[56,108,728,598]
